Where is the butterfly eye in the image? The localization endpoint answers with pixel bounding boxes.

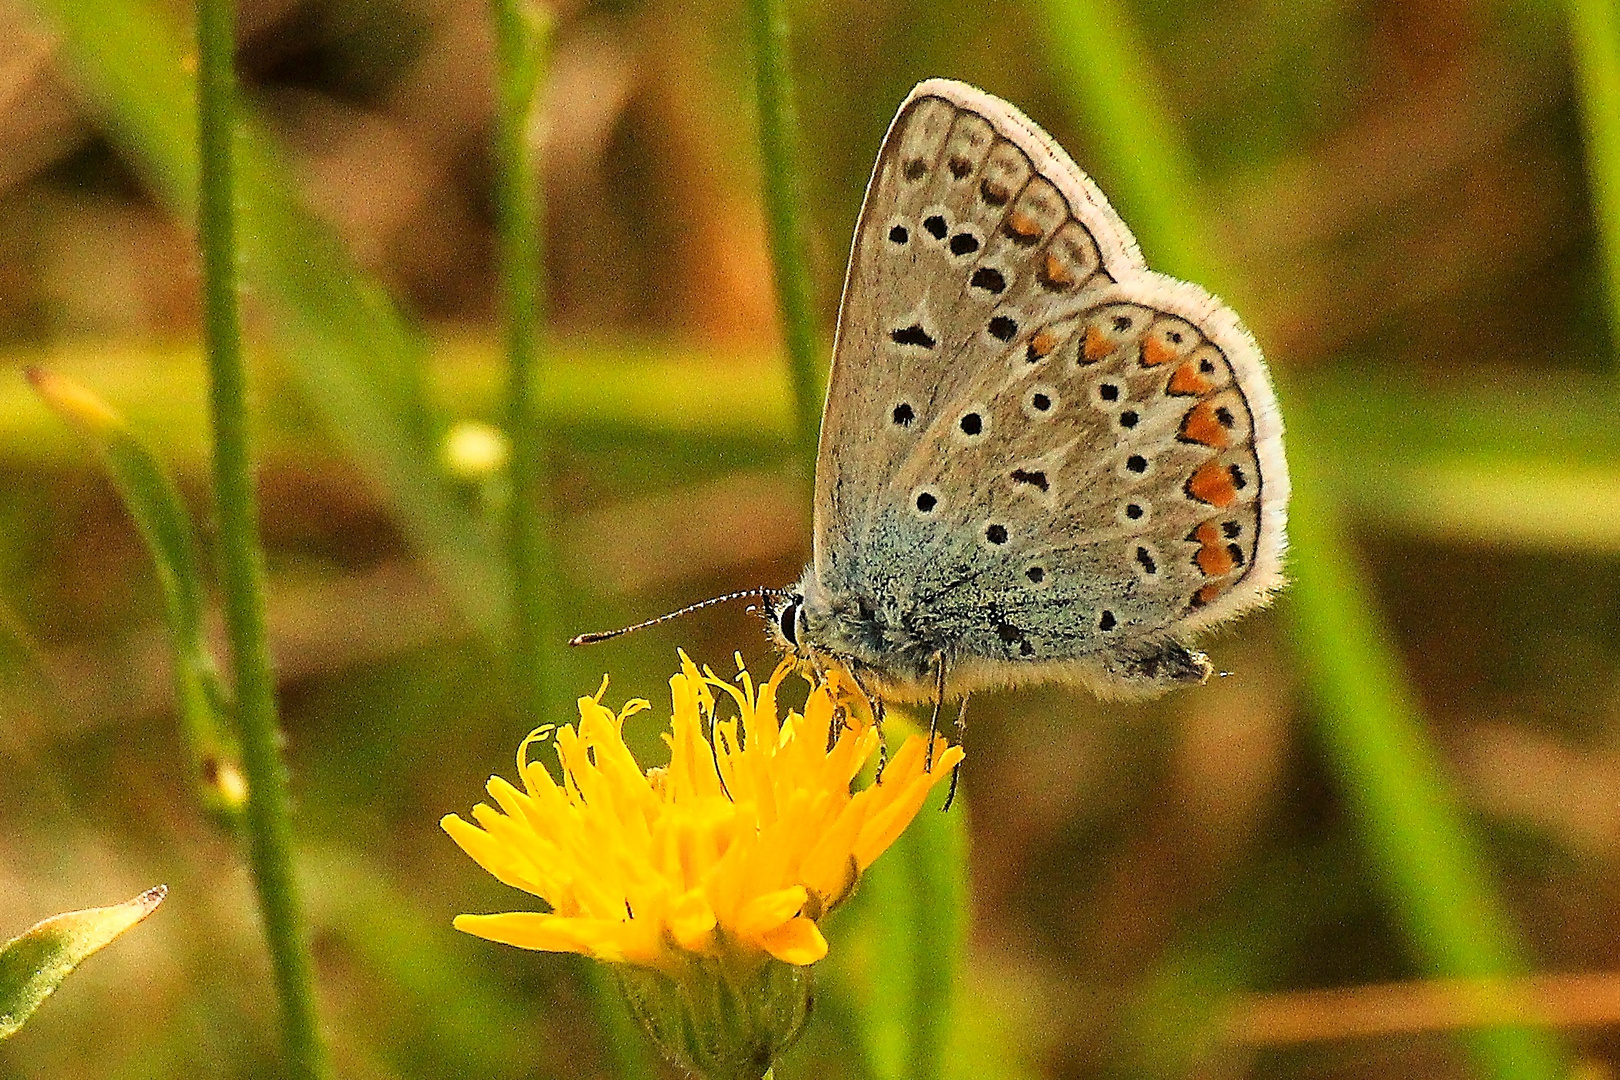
[778,598,801,647]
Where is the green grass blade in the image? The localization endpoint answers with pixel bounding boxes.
[1037,0,1217,282]
[1038,2,1569,1076]
[12,342,1620,554]
[25,0,505,635]
[26,369,241,815]
[1283,409,1567,1077]
[1570,0,1620,358]
[736,0,969,1069]
[845,721,967,1080]
[489,0,560,722]
[745,0,824,471]
[0,886,167,1040]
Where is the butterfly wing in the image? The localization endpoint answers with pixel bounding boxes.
[809,79,1288,698]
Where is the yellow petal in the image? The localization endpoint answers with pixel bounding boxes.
[453,912,660,966]
[735,885,809,941]
[758,916,827,965]
[668,889,719,953]
[441,814,542,896]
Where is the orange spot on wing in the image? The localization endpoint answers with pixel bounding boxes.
[1196,539,1236,576]
[1038,251,1076,290]
[1190,521,1235,577]
[1167,362,1214,397]
[1191,582,1225,608]
[1179,401,1229,449]
[1186,461,1237,507]
[1029,329,1058,358]
[1083,326,1112,361]
[1140,335,1176,367]
[1004,212,1042,241]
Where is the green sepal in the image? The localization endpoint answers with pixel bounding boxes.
[614,951,813,1080]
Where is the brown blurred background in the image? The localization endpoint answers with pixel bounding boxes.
[3,0,1620,1078]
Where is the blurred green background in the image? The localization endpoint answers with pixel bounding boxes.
[3,0,1620,1077]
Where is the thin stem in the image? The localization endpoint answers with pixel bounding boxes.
[489,0,556,722]
[196,1,329,1076]
[746,0,821,474]
[1571,0,1620,363]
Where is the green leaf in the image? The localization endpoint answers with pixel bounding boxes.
[27,369,243,815]
[0,885,167,1039]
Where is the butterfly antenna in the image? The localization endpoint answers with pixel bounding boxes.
[568,588,786,646]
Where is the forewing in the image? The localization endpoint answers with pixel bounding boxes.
[815,84,1127,574]
[812,79,1288,671]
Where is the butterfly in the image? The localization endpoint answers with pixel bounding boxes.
[578,79,1288,720]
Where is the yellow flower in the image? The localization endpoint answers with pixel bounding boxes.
[441,652,963,970]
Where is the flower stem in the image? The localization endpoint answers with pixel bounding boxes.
[489,0,556,723]
[196,0,329,1076]
[745,0,821,473]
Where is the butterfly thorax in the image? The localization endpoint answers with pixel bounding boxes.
[792,568,948,701]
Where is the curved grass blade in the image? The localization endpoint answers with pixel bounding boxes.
[0,885,167,1039]
[26,369,242,816]
[1037,1,1570,1076]
[1570,0,1620,355]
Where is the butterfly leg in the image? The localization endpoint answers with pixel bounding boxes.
[941,693,969,811]
[807,655,850,753]
[872,695,889,782]
[924,651,947,772]
[844,664,890,781]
